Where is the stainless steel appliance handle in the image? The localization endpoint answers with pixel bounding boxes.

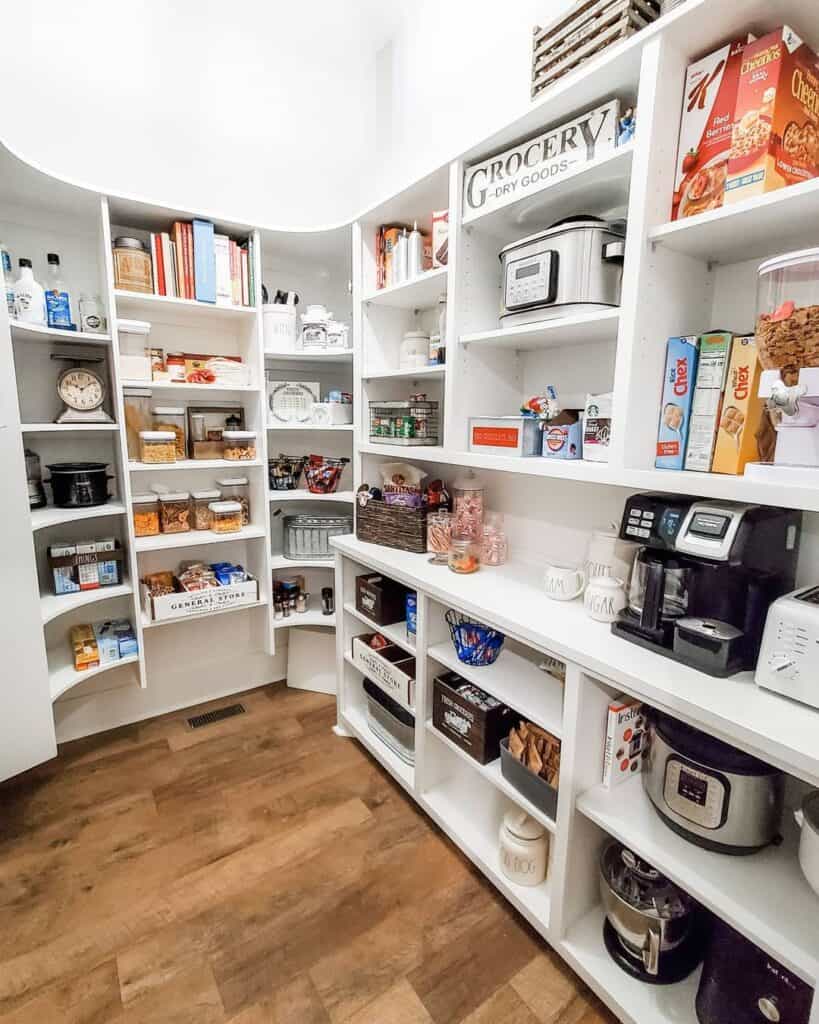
[643,925,661,976]
[603,240,625,263]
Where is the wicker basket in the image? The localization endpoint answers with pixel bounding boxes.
[356,499,427,553]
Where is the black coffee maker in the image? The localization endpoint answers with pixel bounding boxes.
[611,493,801,676]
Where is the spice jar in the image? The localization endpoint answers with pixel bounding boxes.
[132,493,160,537]
[427,509,452,564]
[123,388,153,461]
[481,512,508,566]
[192,489,221,530]
[448,537,480,574]
[452,470,484,541]
[222,430,257,461]
[139,430,177,464]
[209,500,243,534]
[112,237,152,294]
[499,810,548,887]
[152,407,186,460]
[159,492,191,533]
[216,476,250,525]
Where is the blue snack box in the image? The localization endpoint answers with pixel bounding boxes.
[655,336,699,470]
[541,413,583,460]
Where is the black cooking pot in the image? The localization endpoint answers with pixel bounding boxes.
[46,462,112,508]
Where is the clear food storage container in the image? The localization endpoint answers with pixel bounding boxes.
[132,493,160,537]
[152,406,186,459]
[216,476,250,525]
[159,492,191,533]
[192,489,220,530]
[283,514,352,560]
[139,430,177,464]
[427,509,452,564]
[452,470,484,541]
[757,248,819,385]
[124,388,153,461]
[209,500,243,534]
[222,430,257,461]
[448,537,481,574]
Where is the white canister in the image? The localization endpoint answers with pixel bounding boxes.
[584,575,627,622]
[795,791,819,898]
[499,810,548,887]
[400,330,431,370]
[543,562,585,601]
[584,529,638,582]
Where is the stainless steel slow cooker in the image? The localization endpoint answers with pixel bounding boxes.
[643,711,784,854]
[498,215,625,326]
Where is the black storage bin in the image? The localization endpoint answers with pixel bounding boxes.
[500,737,559,821]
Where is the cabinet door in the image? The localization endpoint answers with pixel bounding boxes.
[0,318,56,781]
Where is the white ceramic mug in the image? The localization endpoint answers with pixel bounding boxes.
[543,562,585,601]
[584,575,627,622]
[584,530,639,583]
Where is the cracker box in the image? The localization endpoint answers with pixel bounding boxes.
[672,38,748,220]
[70,624,99,672]
[712,334,766,475]
[655,336,698,470]
[726,26,819,204]
[602,695,646,788]
[684,331,732,472]
[582,392,613,463]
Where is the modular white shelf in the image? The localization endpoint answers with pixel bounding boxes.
[120,380,261,397]
[40,581,133,625]
[21,422,120,434]
[9,319,111,345]
[48,651,140,703]
[264,349,353,363]
[577,775,819,984]
[269,490,355,503]
[31,502,127,532]
[460,309,620,352]
[561,904,700,1024]
[648,175,819,264]
[420,781,551,935]
[623,466,819,515]
[114,290,255,324]
[128,458,263,472]
[425,721,557,834]
[141,598,268,629]
[340,703,414,794]
[358,442,449,461]
[272,609,336,629]
[267,422,354,432]
[343,601,412,653]
[363,267,448,310]
[270,553,335,570]
[427,640,564,739]
[362,365,445,381]
[134,524,267,553]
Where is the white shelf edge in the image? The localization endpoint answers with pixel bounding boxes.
[362,365,446,381]
[10,319,111,344]
[41,581,133,625]
[120,380,261,394]
[49,652,140,703]
[269,490,355,503]
[343,601,413,653]
[134,525,267,553]
[460,308,620,350]
[340,705,414,794]
[362,266,448,306]
[270,553,336,570]
[114,290,255,315]
[21,422,120,434]
[142,598,268,629]
[266,422,354,431]
[31,502,127,532]
[272,610,336,629]
[128,459,263,472]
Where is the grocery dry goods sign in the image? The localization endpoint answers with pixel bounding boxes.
[462,100,619,222]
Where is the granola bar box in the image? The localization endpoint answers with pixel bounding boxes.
[726,26,819,204]
[712,335,766,475]
[432,670,515,765]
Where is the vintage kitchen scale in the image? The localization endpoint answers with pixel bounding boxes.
[51,353,114,424]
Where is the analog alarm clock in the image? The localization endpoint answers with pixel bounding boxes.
[55,365,114,423]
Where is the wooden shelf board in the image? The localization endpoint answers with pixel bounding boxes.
[363,267,448,310]
[41,582,133,625]
[31,503,127,532]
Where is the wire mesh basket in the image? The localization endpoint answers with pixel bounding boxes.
[304,457,350,494]
[369,400,439,446]
[269,454,307,490]
[445,610,506,666]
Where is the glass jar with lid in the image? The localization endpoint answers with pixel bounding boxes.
[222,430,257,461]
[216,476,250,525]
[481,511,508,566]
[159,492,191,533]
[152,407,186,460]
[209,500,243,534]
[452,470,484,541]
[192,489,221,530]
[448,537,480,574]
[132,493,160,537]
[112,237,152,294]
[427,509,452,564]
[139,430,177,464]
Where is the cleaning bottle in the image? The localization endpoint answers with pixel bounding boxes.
[45,252,74,329]
[13,259,46,325]
[393,228,408,285]
[0,242,14,317]
[408,221,424,278]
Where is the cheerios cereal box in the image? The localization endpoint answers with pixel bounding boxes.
[712,335,765,475]
[726,26,819,204]
[656,336,699,471]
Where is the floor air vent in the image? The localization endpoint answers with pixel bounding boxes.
[187,703,246,730]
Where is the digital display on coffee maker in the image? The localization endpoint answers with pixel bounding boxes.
[688,512,730,539]
[677,767,708,806]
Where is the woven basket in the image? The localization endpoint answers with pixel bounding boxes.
[356,500,427,553]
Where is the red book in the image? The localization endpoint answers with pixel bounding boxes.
[152,234,166,295]
[172,222,186,297]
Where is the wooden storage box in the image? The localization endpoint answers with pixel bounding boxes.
[432,671,515,765]
[141,574,259,623]
[355,572,408,624]
[356,501,427,554]
[353,634,415,711]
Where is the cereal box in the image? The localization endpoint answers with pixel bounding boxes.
[655,336,699,470]
[726,26,819,204]
[672,38,749,220]
[712,335,766,475]
[685,331,732,472]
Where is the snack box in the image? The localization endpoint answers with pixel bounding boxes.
[92,621,121,666]
[96,538,119,587]
[582,392,614,463]
[541,411,583,460]
[726,26,819,204]
[712,334,766,475]
[70,624,99,672]
[671,38,748,220]
[602,694,646,788]
[110,619,138,658]
[51,541,79,595]
[684,331,732,472]
[655,335,699,470]
[469,416,542,457]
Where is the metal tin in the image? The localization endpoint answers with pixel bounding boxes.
[469,416,542,457]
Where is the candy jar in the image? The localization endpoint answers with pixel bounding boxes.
[481,512,508,566]
[448,537,481,574]
[427,509,452,564]
[452,470,484,541]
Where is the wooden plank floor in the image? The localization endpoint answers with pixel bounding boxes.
[0,683,618,1023]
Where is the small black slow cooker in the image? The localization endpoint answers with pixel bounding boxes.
[47,462,111,508]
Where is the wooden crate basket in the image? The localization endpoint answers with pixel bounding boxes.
[356,500,427,554]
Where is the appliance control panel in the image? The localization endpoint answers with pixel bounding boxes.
[675,501,750,561]
[663,757,727,830]
[504,251,557,311]
[755,587,819,710]
[620,494,690,548]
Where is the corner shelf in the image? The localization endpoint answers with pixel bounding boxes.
[31,502,127,532]
[269,490,355,503]
[134,524,267,552]
[273,609,336,629]
[363,267,447,310]
[41,581,133,625]
[141,598,268,629]
[48,650,140,703]
[264,349,353,363]
[267,422,354,432]
[343,601,411,653]
[10,320,111,345]
[362,365,445,381]
[270,554,335,570]
[460,309,620,352]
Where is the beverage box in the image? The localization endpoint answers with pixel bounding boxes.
[469,416,542,457]
[582,392,613,463]
[672,38,749,220]
[712,334,766,475]
[602,694,646,788]
[684,331,732,472]
[541,411,583,460]
[726,26,819,204]
[655,335,699,470]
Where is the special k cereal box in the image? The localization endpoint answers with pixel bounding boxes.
[712,335,765,475]
[655,336,699,470]
[672,39,749,220]
[726,26,819,204]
